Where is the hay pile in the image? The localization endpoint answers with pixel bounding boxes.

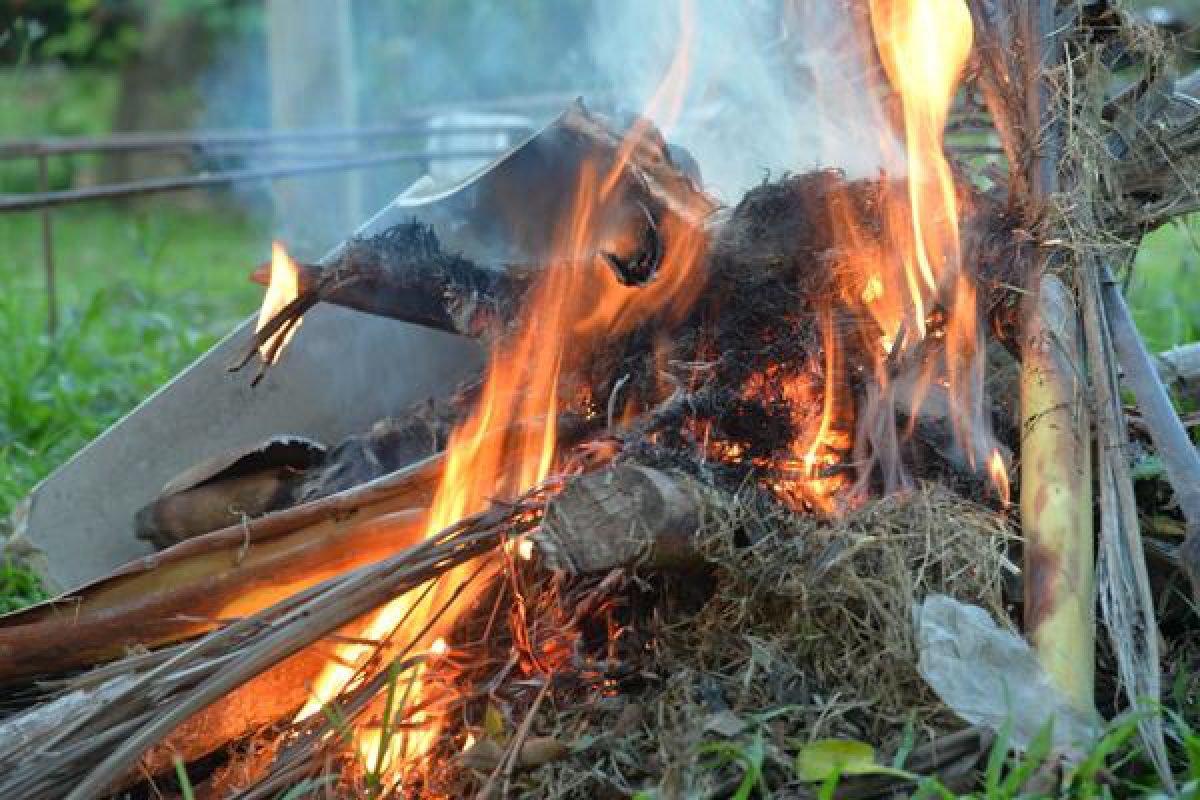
[470,486,1014,799]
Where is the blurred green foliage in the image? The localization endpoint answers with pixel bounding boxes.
[0,68,118,191]
[0,204,264,521]
[1129,216,1200,352]
[0,0,257,66]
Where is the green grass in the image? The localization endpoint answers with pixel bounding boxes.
[668,706,1200,798]
[0,204,265,523]
[1129,216,1200,352]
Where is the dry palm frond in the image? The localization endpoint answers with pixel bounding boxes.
[0,488,551,800]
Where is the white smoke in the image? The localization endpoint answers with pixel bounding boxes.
[587,0,890,203]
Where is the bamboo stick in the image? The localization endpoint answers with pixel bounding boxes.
[1016,0,1097,712]
[1019,274,1094,709]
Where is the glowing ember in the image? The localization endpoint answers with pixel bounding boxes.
[254,241,303,364]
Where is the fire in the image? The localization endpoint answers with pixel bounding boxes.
[989,448,1011,508]
[255,241,303,364]
[298,1,705,786]
[866,0,990,465]
[802,0,1000,496]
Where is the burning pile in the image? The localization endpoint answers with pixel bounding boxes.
[3,0,1200,797]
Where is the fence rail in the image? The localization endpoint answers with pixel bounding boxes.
[0,149,505,213]
[0,125,531,160]
[0,95,582,333]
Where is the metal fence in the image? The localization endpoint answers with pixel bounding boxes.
[0,92,600,332]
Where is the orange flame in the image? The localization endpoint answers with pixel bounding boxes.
[805,0,992,492]
[866,0,989,465]
[299,1,704,786]
[988,448,1011,508]
[255,241,303,364]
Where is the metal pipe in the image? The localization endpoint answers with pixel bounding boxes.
[0,125,532,160]
[37,154,57,334]
[0,149,503,213]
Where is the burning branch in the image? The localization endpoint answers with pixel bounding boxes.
[235,103,718,381]
[2,494,538,800]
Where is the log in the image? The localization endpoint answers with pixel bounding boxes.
[534,465,719,573]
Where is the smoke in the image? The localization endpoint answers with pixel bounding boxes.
[587,0,890,203]
[194,1,889,246]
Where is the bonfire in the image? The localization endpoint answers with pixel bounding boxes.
[2,1,1199,798]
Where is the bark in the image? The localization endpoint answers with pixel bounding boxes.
[535,465,719,574]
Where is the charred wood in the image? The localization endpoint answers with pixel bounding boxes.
[135,436,325,549]
[237,103,718,376]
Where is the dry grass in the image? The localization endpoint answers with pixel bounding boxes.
[521,485,1015,799]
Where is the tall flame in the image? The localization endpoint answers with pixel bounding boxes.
[255,241,303,364]
[299,0,705,786]
[868,0,988,466]
[804,0,996,494]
